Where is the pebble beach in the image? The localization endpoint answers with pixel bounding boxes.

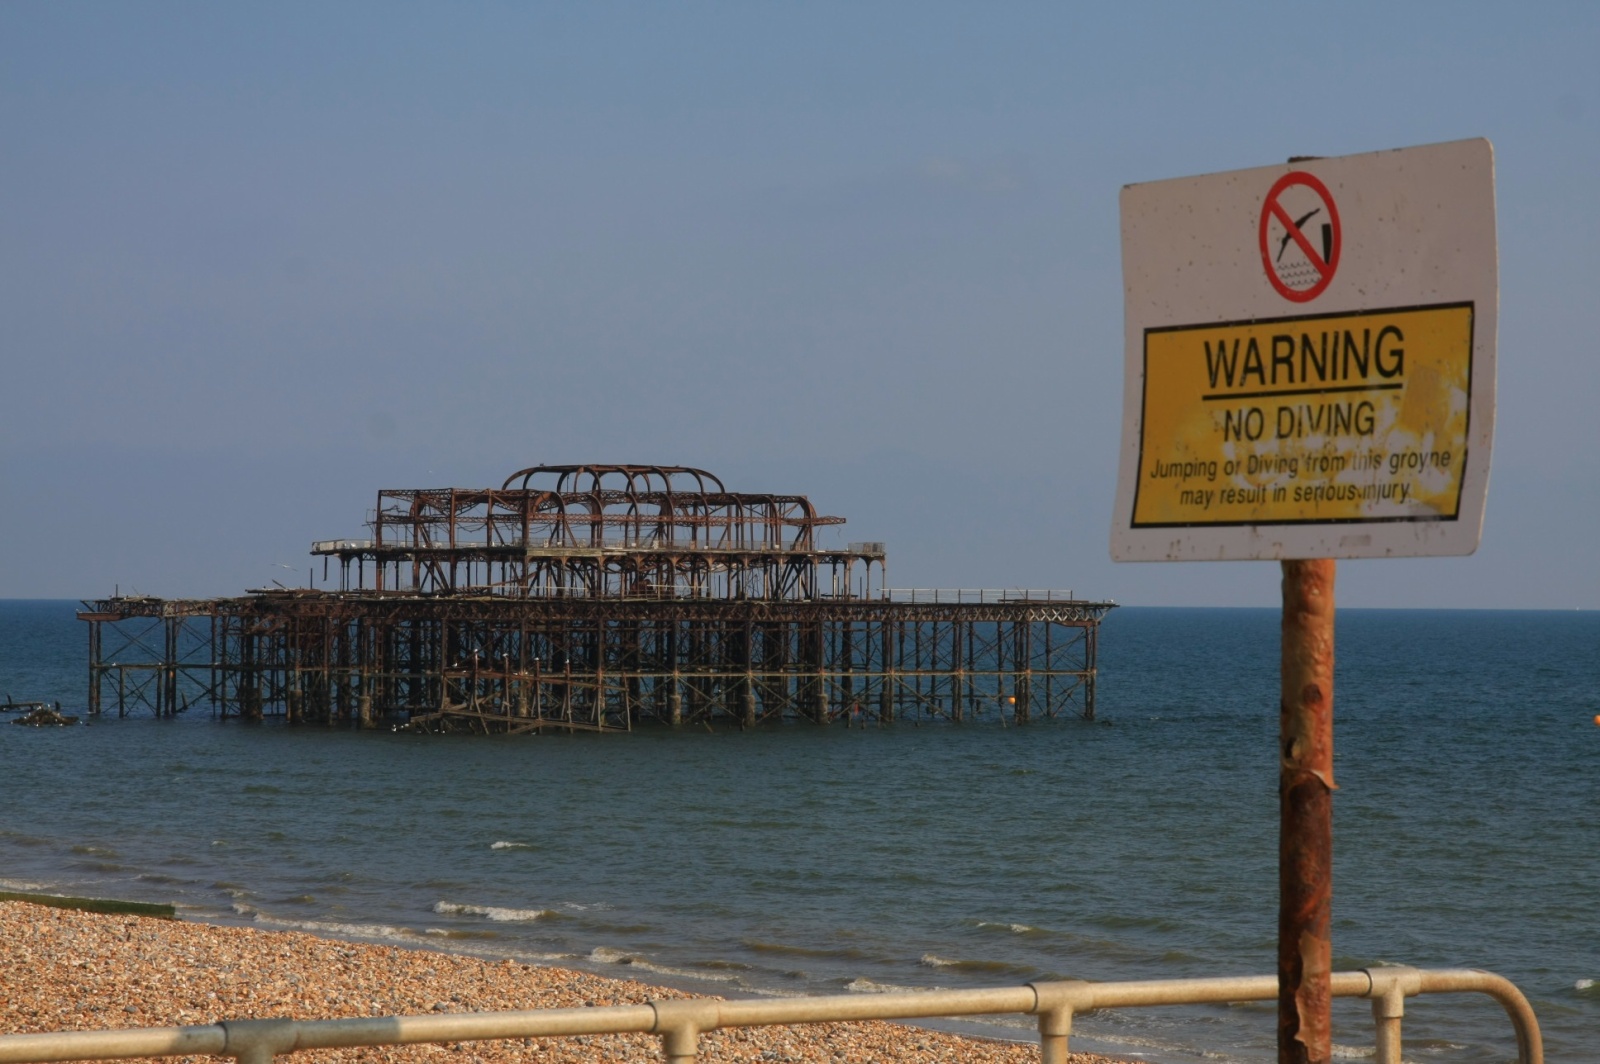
[0,901,1133,1064]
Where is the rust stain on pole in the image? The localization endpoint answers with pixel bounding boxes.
[1279,558,1335,1064]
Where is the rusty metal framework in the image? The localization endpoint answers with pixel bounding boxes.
[80,466,1114,732]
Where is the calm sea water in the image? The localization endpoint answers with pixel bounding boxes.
[1,600,1595,1062]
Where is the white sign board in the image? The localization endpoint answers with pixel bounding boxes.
[1111,138,1497,561]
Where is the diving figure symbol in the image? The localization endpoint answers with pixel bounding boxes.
[1276,208,1322,262]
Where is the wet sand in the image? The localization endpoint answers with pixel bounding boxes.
[0,901,1133,1064]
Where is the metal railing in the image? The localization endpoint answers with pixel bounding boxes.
[883,588,1080,603]
[0,967,1540,1064]
[310,539,865,555]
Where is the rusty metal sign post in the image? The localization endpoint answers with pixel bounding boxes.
[1112,140,1497,1064]
[1279,558,1335,1061]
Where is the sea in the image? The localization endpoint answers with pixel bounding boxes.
[0,600,1595,1062]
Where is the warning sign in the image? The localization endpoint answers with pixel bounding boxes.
[1112,138,1497,561]
[1132,303,1474,527]
[1259,172,1341,302]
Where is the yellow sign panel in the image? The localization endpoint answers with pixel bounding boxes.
[1133,303,1474,527]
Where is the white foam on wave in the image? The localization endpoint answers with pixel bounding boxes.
[1576,978,1595,990]
[1062,1026,1212,1058]
[739,985,811,1000]
[626,959,740,983]
[231,902,255,916]
[525,951,580,964]
[432,900,551,922]
[977,921,1036,934]
[844,977,927,994]
[1329,1044,1376,1060]
[589,946,634,964]
[953,1014,1036,1033]
[919,953,957,968]
[253,914,416,942]
[489,841,532,851]
[0,879,46,892]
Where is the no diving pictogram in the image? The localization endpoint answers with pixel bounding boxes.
[1259,171,1341,302]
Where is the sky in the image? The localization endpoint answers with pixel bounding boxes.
[1,3,1596,608]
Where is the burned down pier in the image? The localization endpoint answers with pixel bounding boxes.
[80,465,1115,731]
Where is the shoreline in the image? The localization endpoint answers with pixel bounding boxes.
[1,900,1136,1064]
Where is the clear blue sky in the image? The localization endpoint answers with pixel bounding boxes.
[2,3,1595,607]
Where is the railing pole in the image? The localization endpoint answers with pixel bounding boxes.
[1362,967,1421,1064]
[660,1028,698,1064]
[1370,982,1404,1064]
[1036,1007,1072,1064]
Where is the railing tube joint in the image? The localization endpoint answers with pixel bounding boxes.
[1028,980,1092,1064]
[1034,1007,1074,1064]
[1362,966,1420,1064]
[651,999,721,1064]
[221,1020,300,1064]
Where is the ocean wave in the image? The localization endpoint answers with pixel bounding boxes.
[253,915,417,941]
[626,959,741,984]
[739,985,812,999]
[588,946,637,964]
[842,977,927,994]
[422,928,501,940]
[1575,978,1596,992]
[1329,1044,1376,1059]
[1084,1029,1234,1058]
[951,1014,1037,1033]
[432,900,554,922]
[489,841,533,850]
[975,921,1042,936]
[917,954,1037,977]
[581,947,746,986]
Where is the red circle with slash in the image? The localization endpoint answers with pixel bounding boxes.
[1259,171,1342,303]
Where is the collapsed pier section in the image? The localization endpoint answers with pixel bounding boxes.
[80,465,1114,731]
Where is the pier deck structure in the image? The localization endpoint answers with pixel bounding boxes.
[80,465,1114,731]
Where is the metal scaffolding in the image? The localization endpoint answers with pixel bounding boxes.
[80,465,1114,731]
